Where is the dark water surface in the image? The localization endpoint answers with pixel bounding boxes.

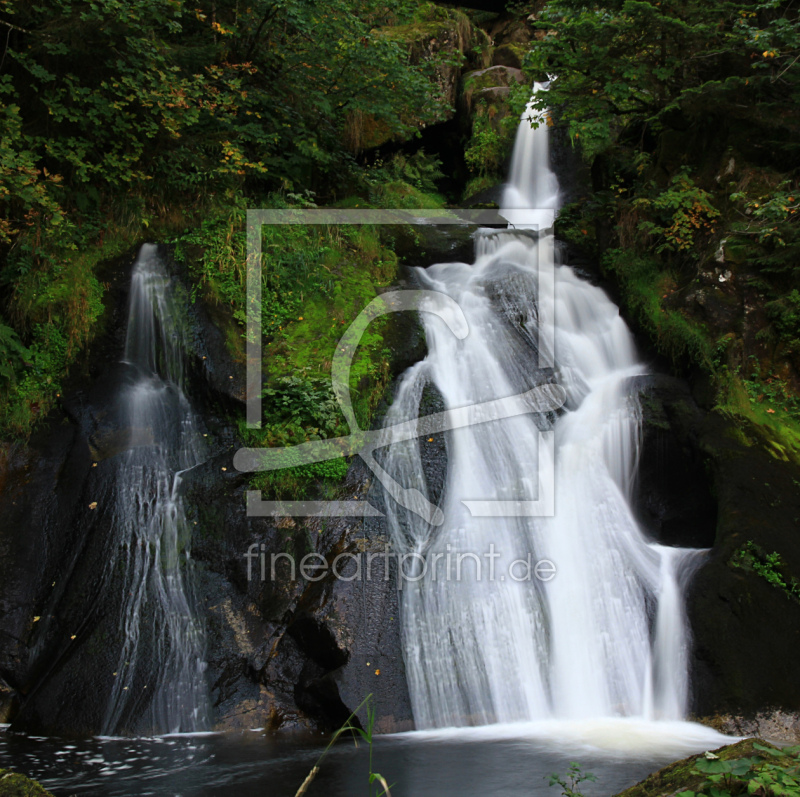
[0,720,732,796]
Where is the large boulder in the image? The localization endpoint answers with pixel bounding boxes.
[626,374,800,719]
[181,455,415,733]
[350,8,490,151]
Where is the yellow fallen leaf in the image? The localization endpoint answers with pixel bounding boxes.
[33,616,40,622]
[89,501,98,510]
[375,669,380,676]
[70,635,76,640]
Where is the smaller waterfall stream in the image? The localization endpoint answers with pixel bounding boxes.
[380,89,708,731]
[103,244,209,735]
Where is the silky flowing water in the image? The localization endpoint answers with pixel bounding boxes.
[103,244,210,735]
[381,85,711,729]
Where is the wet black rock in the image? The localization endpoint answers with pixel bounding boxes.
[631,374,717,548]
[627,374,800,718]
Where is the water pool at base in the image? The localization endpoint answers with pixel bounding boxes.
[0,720,733,796]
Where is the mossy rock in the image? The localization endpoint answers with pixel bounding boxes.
[462,65,524,96]
[488,13,536,46]
[0,770,53,797]
[364,5,475,148]
[491,42,528,70]
[614,739,783,797]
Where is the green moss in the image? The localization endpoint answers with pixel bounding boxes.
[463,66,519,97]
[602,248,714,367]
[382,3,472,47]
[463,174,501,201]
[601,246,800,460]
[492,43,527,70]
[238,219,401,499]
[714,370,800,463]
[730,540,800,603]
[369,180,445,209]
[0,769,54,796]
[614,739,787,797]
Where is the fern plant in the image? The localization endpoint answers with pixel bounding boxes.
[0,320,29,385]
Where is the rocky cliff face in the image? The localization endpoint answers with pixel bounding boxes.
[632,373,800,721]
[0,243,428,735]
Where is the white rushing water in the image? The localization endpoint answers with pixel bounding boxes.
[103,244,209,735]
[382,86,710,732]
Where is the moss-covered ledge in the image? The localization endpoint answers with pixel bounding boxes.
[0,769,53,797]
[614,738,797,797]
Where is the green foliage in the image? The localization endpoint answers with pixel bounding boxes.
[0,0,446,221]
[0,0,457,441]
[727,183,800,290]
[172,198,247,316]
[548,763,598,797]
[740,357,800,421]
[528,0,800,158]
[465,111,507,176]
[0,318,29,385]
[525,0,800,455]
[765,290,800,353]
[263,376,347,438]
[225,216,397,499]
[1,323,69,436]
[677,744,800,797]
[602,249,713,367]
[731,540,800,603]
[730,186,800,248]
[636,171,720,254]
[379,150,445,197]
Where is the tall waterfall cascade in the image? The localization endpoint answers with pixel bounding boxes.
[382,86,707,730]
[103,244,210,735]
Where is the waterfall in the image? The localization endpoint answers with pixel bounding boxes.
[102,244,209,735]
[381,90,703,729]
[502,82,559,212]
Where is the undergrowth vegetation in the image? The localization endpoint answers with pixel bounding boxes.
[165,188,404,498]
[539,0,800,458]
[731,540,800,604]
[0,0,458,441]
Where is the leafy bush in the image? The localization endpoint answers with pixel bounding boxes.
[636,171,720,255]
[765,290,800,352]
[465,112,507,176]
[731,541,800,604]
[548,763,597,797]
[263,376,346,438]
[0,319,29,385]
[677,744,800,797]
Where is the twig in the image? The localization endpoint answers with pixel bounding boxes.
[294,766,320,797]
[0,19,30,33]
[293,696,371,796]
[774,52,800,82]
